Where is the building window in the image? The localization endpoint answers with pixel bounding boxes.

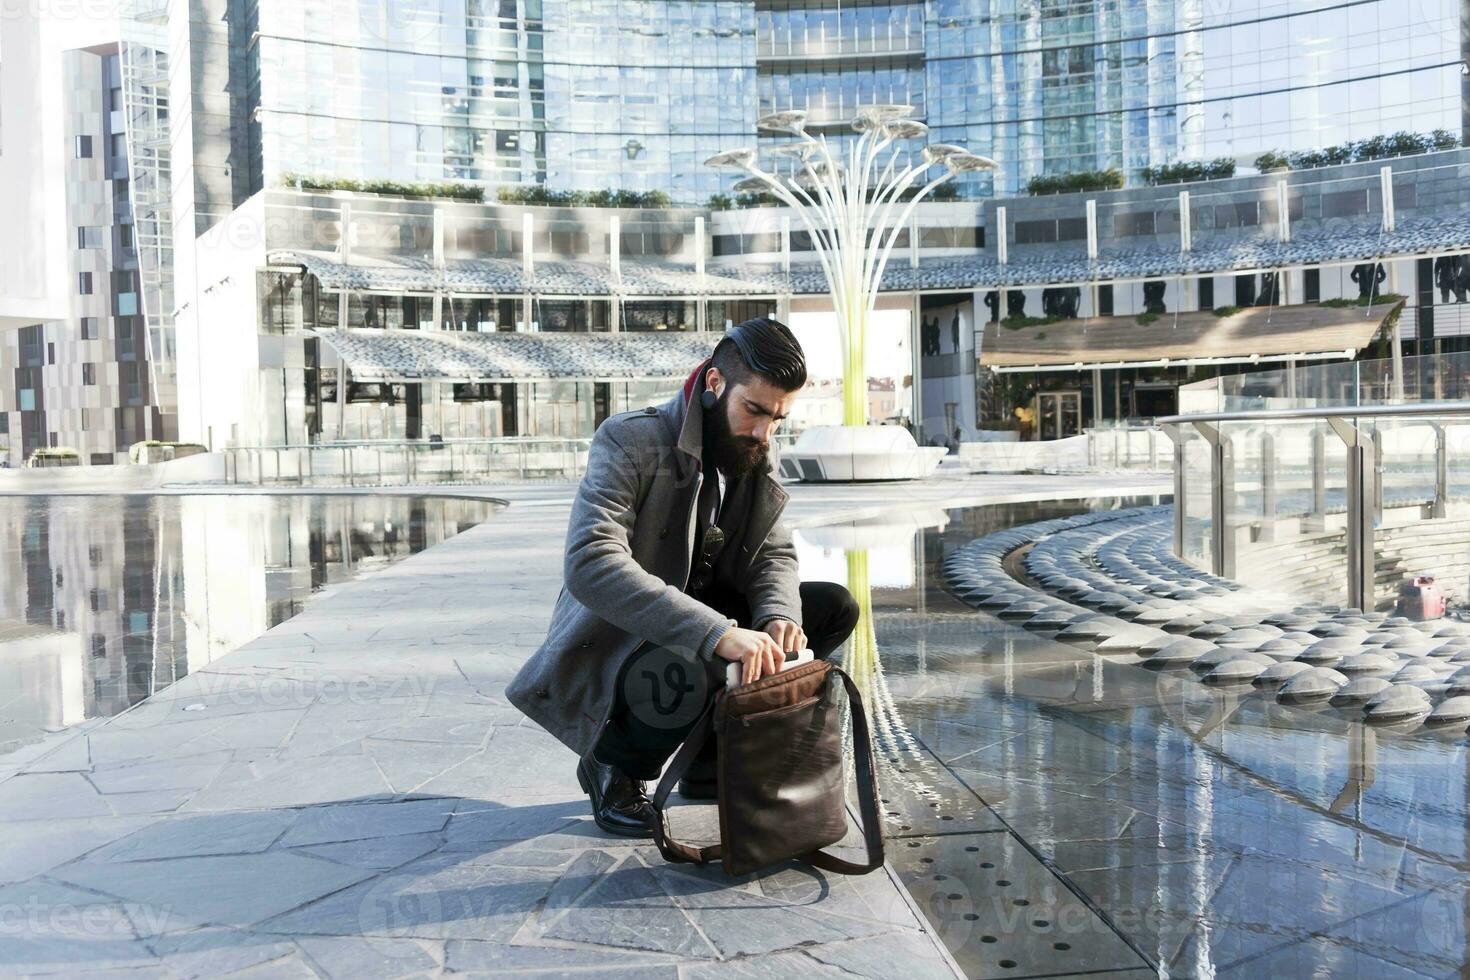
[110,133,127,160]
[80,316,98,340]
[90,634,106,658]
[1098,284,1114,317]
[18,390,34,412]
[1304,268,1321,304]
[119,225,133,249]
[46,342,54,365]
[83,363,96,386]
[77,226,102,249]
[75,135,93,158]
[1198,277,1215,311]
[79,272,93,294]
[48,433,58,448]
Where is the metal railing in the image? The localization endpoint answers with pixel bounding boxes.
[1159,401,1470,611]
[1084,423,1169,471]
[223,437,592,487]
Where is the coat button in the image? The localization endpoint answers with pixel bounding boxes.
[534,688,550,699]
[579,641,592,648]
[659,528,668,539]
[643,406,657,415]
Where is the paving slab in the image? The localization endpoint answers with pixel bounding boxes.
[0,475,1182,978]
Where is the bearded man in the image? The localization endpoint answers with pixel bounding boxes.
[507,317,859,837]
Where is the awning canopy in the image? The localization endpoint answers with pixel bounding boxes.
[979,301,1395,373]
[313,327,717,382]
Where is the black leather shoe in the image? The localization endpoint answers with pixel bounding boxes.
[676,775,719,801]
[576,755,655,838]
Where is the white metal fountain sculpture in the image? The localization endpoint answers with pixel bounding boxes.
[706,105,997,481]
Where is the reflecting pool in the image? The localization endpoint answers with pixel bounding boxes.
[0,494,500,757]
[804,494,1470,978]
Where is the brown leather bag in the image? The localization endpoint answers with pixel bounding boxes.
[650,659,885,877]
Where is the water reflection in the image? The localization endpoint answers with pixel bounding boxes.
[803,494,1470,977]
[0,494,499,756]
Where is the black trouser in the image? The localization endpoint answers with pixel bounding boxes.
[594,581,859,782]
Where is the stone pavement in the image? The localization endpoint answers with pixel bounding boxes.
[0,470,1165,978]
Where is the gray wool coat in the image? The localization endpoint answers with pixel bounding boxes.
[505,377,803,759]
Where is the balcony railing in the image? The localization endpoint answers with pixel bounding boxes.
[756,30,924,60]
[223,437,592,487]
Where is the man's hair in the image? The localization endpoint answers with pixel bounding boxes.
[710,317,807,392]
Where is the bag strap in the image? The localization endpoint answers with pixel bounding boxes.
[803,665,885,875]
[650,665,885,875]
[650,697,721,866]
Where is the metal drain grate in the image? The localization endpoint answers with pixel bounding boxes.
[892,831,1148,979]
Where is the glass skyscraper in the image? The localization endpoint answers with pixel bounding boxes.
[245,0,757,203]
[130,1,1469,207]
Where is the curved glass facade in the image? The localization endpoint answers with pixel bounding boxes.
[176,0,1470,205]
[928,0,1466,195]
[251,0,757,203]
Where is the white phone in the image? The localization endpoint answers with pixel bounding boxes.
[726,648,814,688]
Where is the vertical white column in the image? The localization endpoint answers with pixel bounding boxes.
[695,215,707,331]
[1085,199,1098,259]
[432,206,445,268]
[521,211,534,332]
[521,211,535,276]
[431,207,445,331]
[909,213,920,268]
[694,215,705,280]
[609,214,622,285]
[608,214,622,333]
[337,202,351,331]
[781,214,791,273]
[1178,191,1191,253]
[1277,180,1291,243]
[1379,165,1395,233]
[338,202,353,264]
[995,206,1008,266]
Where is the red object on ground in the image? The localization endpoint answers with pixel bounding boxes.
[1396,576,1446,621]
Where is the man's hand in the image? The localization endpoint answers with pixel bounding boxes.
[713,627,783,685]
[763,618,807,655]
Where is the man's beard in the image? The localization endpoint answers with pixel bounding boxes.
[705,389,768,479]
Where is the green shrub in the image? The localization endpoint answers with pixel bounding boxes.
[707,193,733,211]
[1254,151,1289,172]
[494,186,674,209]
[1285,130,1461,170]
[1025,169,1125,195]
[1140,158,1236,185]
[1136,312,1160,326]
[734,191,782,208]
[280,173,485,202]
[1212,305,1242,318]
[1431,128,1461,150]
